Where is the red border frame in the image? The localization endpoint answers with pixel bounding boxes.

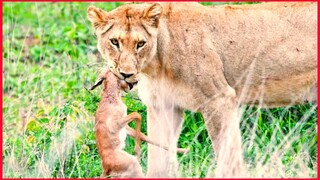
[1,0,318,2]
[1,1,319,180]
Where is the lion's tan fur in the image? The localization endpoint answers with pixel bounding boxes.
[88,2,317,177]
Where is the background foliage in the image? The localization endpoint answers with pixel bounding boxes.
[3,2,317,178]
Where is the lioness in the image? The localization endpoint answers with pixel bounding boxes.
[87,2,317,177]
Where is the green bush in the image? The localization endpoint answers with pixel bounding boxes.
[3,2,317,178]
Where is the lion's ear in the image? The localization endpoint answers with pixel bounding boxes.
[143,3,162,28]
[87,5,111,32]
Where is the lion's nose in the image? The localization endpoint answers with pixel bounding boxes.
[120,72,134,79]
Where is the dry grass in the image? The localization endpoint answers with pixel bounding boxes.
[2,2,317,178]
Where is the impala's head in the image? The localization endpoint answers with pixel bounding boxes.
[87,3,162,88]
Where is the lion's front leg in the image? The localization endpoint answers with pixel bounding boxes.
[201,87,245,178]
[146,104,184,177]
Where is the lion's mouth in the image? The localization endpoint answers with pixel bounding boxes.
[121,81,138,93]
[127,81,138,90]
[108,69,139,91]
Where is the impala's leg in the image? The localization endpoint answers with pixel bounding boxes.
[145,105,184,177]
[126,125,189,154]
[201,86,245,178]
[120,112,142,160]
[119,112,141,125]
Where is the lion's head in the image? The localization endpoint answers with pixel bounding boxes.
[87,3,162,89]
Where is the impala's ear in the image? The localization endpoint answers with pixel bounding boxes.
[143,3,162,28]
[87,5,110,31]
[90,77,104,91]
[90,68,108,91]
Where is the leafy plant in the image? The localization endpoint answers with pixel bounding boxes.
[3,2,317,178]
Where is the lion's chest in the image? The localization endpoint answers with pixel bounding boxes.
[137,75,201,111]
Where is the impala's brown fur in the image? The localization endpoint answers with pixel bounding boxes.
[94,69,187,177]
[95,69,144,178]
[89,2,316,177]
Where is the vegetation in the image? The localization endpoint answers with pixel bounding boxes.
[3,2,317,178]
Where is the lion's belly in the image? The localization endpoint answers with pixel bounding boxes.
[234,68,317,107]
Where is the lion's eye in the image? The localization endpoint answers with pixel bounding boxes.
[136,41,146,49]
[110,38,119,48]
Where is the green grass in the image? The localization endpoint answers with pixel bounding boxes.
[3,2,317,178]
